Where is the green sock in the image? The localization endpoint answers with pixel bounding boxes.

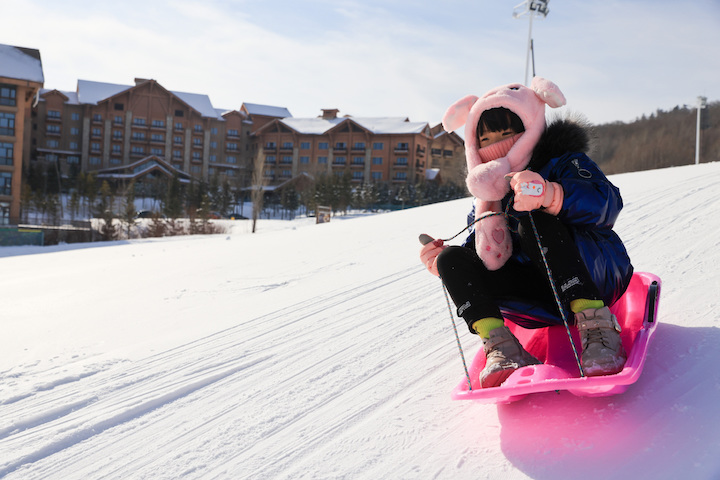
[570,299,604,314]
[471,317,505,338]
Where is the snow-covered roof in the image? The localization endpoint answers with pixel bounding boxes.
[70,80,225,119]
[0,43,44,83]
[280,116,429,135]
[173,90,224,119]
[77,80,130,105]
[243,103,292,118]
[40,88,80,105]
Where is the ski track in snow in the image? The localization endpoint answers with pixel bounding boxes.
[1,163,720,479]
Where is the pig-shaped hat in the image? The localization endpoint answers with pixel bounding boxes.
[442,77,566,201]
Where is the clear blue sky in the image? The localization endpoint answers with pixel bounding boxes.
[3,0,719,126]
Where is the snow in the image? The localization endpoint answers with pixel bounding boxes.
[0,44,44,84]
[281,116,429,135]
[1,162,720,479]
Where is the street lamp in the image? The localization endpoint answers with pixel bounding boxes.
[695,96,707,165]
[513,0,550,86]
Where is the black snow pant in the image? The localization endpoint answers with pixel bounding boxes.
[436,212,601,332]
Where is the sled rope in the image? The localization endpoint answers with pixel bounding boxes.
[527,212,585,377]
[442,283,473,391]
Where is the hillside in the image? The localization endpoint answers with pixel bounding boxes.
[1,162,720,479]
[593,101,719,174]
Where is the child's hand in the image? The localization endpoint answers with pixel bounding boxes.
[419,236,445,277]
[508,171,563,214]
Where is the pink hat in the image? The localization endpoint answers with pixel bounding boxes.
[442,77,566,201]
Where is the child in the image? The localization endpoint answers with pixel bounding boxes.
[420,77,633,388]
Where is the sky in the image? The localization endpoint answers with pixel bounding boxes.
[2,0,719,127]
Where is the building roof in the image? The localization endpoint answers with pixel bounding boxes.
[279,116,430,135]
[0,43,44,83]
[40,79,227,119]
[242,103,292,118]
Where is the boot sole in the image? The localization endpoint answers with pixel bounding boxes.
[481,368,516,388]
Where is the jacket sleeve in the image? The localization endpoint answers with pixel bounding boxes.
[547,153,624,229]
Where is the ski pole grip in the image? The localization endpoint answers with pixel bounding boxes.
[419,233,434,245]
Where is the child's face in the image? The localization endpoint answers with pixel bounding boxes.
[478,127,518,149]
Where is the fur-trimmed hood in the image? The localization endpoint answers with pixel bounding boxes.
[528,116,593,171]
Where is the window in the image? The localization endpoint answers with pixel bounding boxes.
[110,158,122,165]
[300,142,310,149]
[266,155,276,163]
[174,122,183,131]
[373,142,384,150]
[47,110,61,119]
[372,172,382,181]
[93,114,102,123]
[396,142,409,151]
[151,148,163,156]
[0,86,16,106]
[193,138,203,147]
[1,202,10,225]
[0,112,15,136]
[114,116,123,125]
[210,141,217,149]
[394,172,408,180]
[91,128,102,138]
[133,118,146,126]
[112,145,122,154]
[333,156,347,165]
[47,140,60,148]
[71,127,80,136]
[70,142,79,150]
[113,131,123,140]
[396,157,408,165]
[281,156,292,164]
[372,157,383,165]
[131,146,145,155]
[211,127,218,135]
[71,113,80,121]
[174,136,183,144]
[47,125,61,135]
[151,134,164,142]
[0,142,13,166]
[228,129,239,137]
[173,150,182,159]
[67,156,80,164]
[194,125,202,133]
[209,155,217,162]
[226,156,237,164]
[282,142,293,149]
[152,119,165,128]
[352,171,364,180]
[300,156,309,164]
[226,142,238,151]
[89,157,101,165]
[114,103,124,111]
[175,110,184,117]
[353,142,366,149]
[132,132,146,141]
[318,156,328,164]
[0,172,12,195]
[352,156,364,165]
[318,142,329,150]
[335,142,346,150]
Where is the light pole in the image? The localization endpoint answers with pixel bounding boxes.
[513,0,550,86]
[695,96,707,165]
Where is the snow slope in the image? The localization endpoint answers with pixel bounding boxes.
[1,162,720,480]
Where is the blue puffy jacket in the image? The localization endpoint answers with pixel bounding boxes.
[462,120,634,326]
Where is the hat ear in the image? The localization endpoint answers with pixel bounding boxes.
[530,77,566,108]
[442,94,478,132]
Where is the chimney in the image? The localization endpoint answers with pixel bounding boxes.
[321,108,339,120]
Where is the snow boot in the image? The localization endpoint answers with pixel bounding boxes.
[576,306,627,376]
[480,326,541,388]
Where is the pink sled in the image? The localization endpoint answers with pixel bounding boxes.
[451,272,661,403]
